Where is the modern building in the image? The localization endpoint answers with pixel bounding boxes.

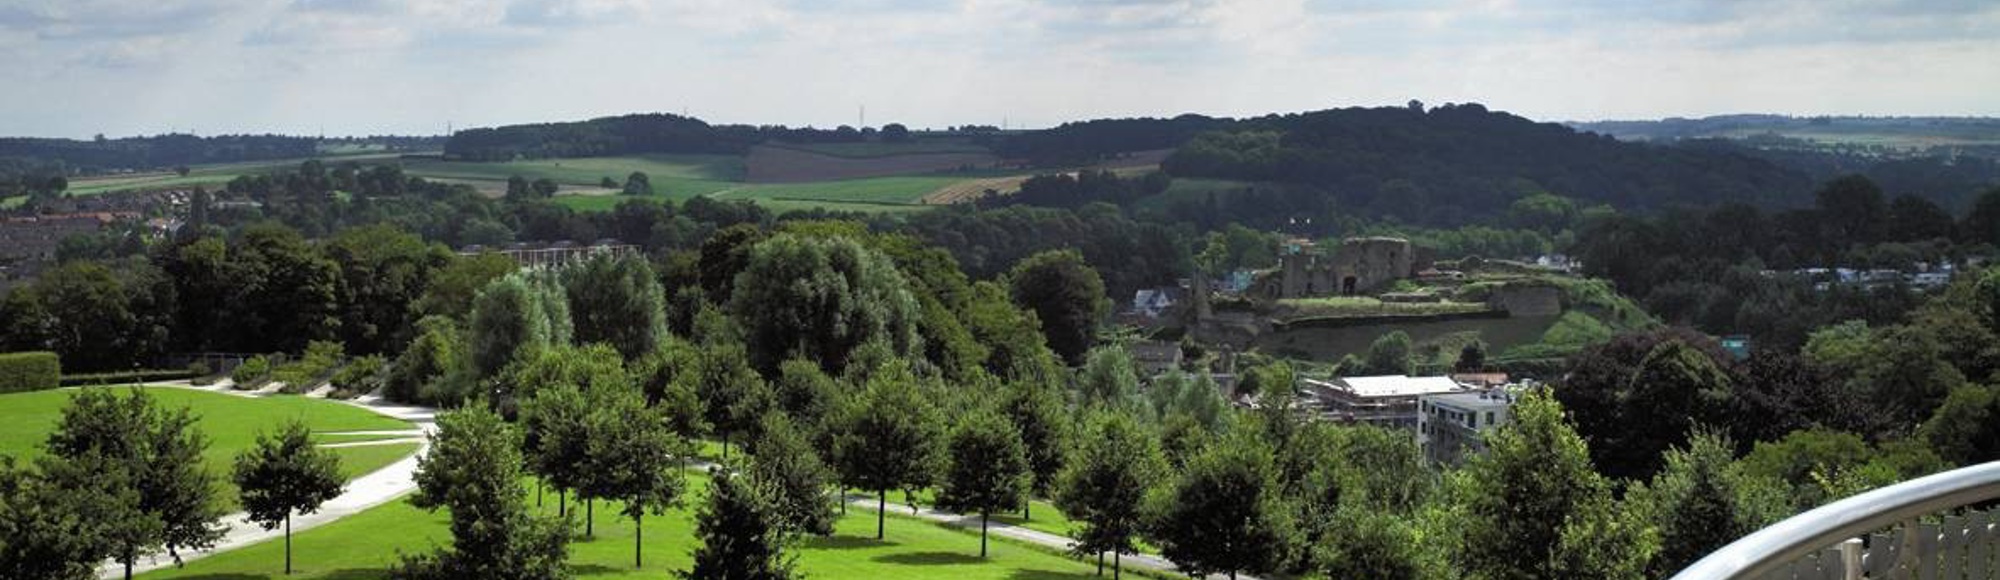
[1301,374,1464,429]
[1418,389,1520,466]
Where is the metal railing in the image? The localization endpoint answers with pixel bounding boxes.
[1673,461,2000,579]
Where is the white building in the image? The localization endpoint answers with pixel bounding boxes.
[1418,389,1519,466]
[1301,375,1465,430]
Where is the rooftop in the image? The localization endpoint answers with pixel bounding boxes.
[1331,375,1463,398]
[1424,390,1517,411]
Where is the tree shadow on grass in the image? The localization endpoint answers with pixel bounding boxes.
[872,551,985,566]
[802,534,883,550]
[164,569,390,580]
[1007,570,1096,580]
[569,564,623,576]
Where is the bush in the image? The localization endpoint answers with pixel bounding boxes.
[331,355,388,396]
[0,352,61,393]
[273,340,346,394]
[57,369,202,387]
[233,355,273,389]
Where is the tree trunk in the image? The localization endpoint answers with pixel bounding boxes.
[1114,550,1121,580]
[721,435,730,460]
[559,488,567,518]
[285,512,294,575]
[980,511,989,558]
[1096,551,1104,576]
[876,490,887,540]
[838,484,847,515]
[635,513,643,568]
[537,480,544,507]
[586,500,595,537]
[1023,499,1031,521]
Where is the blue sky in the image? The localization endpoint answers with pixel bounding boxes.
[1,0,1995,138]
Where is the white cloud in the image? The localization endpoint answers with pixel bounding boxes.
[0,0,1994,137]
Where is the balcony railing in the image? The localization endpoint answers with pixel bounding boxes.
[1673,461,2000,579]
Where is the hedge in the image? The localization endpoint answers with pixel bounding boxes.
[57,369,203,387]
[0,352,62,394]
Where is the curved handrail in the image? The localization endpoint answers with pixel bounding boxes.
[1672,461,2000,579]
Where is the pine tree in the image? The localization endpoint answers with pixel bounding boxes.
[680,468,798,580]
[233,420,345,575]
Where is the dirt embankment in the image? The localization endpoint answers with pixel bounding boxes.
[744,145,999,183]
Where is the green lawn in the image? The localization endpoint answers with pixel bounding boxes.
[140,471,1120,580]
[0,387,417,508]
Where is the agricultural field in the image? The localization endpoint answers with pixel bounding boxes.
[63,153,405,197]
[745,145,998,183]
[138,470,1122,580]
[768,139,993,159]
[0,387,418,508]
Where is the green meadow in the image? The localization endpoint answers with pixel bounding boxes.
[138,470,1130,580]
[0,387,419,508]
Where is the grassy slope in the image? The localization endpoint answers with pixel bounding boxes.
[140,471,1115,580]
[0,387,416,507]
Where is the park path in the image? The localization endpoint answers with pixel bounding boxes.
[97,382,436,579]
[842,493,1258,580]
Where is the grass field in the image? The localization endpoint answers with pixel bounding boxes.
[1276,296,1492,319]
[551,174,961,214]
[0,387,418,508]
[139,471,1123,580]
[767,140,992,159]
[403,154,744,190]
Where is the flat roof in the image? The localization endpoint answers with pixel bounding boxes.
[1423,391,1515,411]
[1332,375,1463,398]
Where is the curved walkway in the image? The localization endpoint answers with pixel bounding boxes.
[99,383,436,579]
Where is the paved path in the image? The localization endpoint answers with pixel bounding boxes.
[97,382,436,579]
[842,493,1255,580]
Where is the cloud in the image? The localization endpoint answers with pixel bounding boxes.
[0,0,1994,137]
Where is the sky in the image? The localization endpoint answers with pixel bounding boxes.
[1,0,1997,138]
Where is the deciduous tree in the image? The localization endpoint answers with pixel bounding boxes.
[1055,413,1163,578]
[680,468,797,580]
[937,408,1029,558]
[232,420,345,575]
[1006,249,1109,365]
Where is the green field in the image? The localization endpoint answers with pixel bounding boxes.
[768,140,993,159]
[1276,296,1493,319]
[0,387,418,507]
[403,154,745,195]
[139,471,1123,580]
[551,173,960,214]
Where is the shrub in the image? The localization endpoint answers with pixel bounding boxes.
[331,355,388,396]
[274,341,346,394]
[0,352,61,393]
[233,355,273,389]
[57,369,202,386]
